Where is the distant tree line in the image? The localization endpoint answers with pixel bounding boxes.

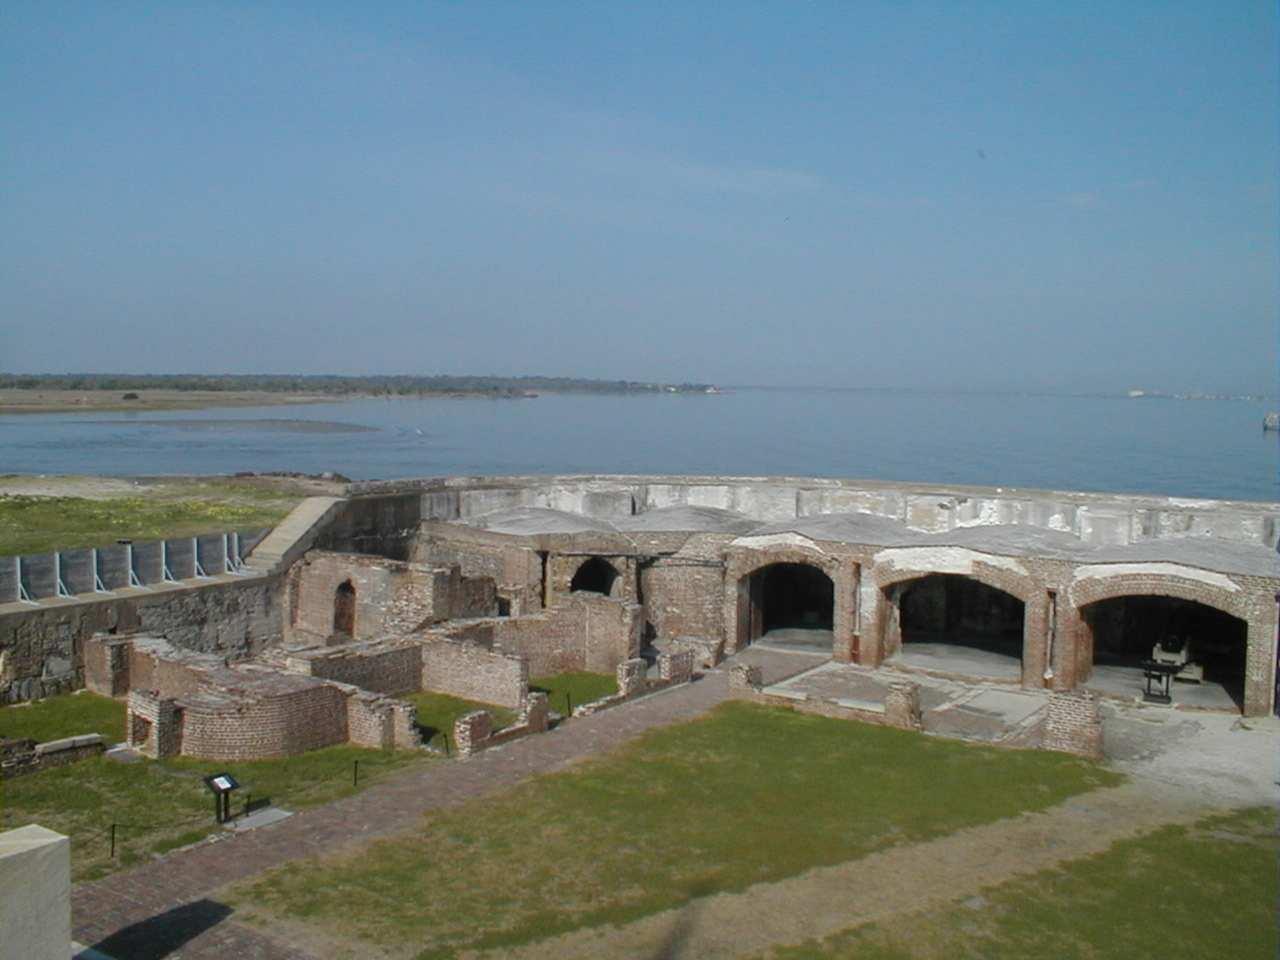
[0,373,717,396]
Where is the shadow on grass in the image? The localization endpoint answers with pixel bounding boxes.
[93,899,233,960]
[647,881,715,960]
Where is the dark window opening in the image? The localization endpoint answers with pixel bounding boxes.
[742,563,835,646]
[899,574,1024,660]
[1085,595,1247,708]
[333,580,356,636]
[570,557,620,596]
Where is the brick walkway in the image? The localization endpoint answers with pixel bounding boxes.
[72,650,817,959]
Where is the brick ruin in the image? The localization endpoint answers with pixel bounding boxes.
[4,475,1278,761]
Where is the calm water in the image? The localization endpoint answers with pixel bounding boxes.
[0,390,1276,503]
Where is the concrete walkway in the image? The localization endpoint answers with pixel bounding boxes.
[71,649,810,960]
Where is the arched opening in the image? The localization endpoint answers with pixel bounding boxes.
[333,580,356,636]
[1082,596,1247,712]
[570,557,620,596]
[890,574,1024,680]
[740,562,834,651]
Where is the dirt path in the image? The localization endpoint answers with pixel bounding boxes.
[482,779,1211,960]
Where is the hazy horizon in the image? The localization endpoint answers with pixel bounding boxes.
[3,4,1276,395]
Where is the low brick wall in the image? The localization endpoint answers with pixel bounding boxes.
[286,641,422,696]
[572,652,696,718]
[452,692,550,757]
[421,639,527,709]
[734,673,924,734]
[0,734,105,779]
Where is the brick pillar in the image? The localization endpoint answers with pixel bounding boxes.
[1020,592,1048,691]
[884,681,922,730]
[729,663,762,693]
[616,658,648,697]
[453,710,493,757]
[1042,691,1103,759]
[126,691,182,759]
[522,692,549,733]
[657,650,693,684]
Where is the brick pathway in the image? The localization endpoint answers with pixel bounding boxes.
[72,650,817,959]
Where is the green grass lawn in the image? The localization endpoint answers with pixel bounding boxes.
[1,741,427,881]
[403,692,518,750]
[762,806,1279,960]
[232,701,1119,958]
[0,691,127,744]
[0,492,293,556]
[529,670,618,715]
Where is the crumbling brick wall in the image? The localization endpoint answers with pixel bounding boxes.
[287,641,422,696]
[290,550,496,641]
[1,734,105,779]
[484,594,643,675]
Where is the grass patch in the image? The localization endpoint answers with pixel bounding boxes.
[529,670,617,715]
[763,806,1279,960]
[404,692,518,750]
[0,493,292,556]
[1,743,426,881]
[233,701,1119,957]
[0,691,126,744]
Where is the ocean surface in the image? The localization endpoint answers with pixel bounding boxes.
[0,390,1276,503]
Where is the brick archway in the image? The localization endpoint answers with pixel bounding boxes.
[333,580,356,636]
[723,547,850,657]
[873,565,1043,687]
[1069,573,1258,713]
[570,556,621,596]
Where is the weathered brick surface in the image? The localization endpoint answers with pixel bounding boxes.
[884,680,922,730]
[0,574,281,703]
[1041,690,1103,759]
[286,640,422,696]
[657,649,694,684]
[729,662,763,692]
[1,734,105,778]
[421,639,527,709]
[453,709,492,757]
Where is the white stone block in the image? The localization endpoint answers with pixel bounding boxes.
[0,824,71,960]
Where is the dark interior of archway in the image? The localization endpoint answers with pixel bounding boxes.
[900,574,1023,659]
[333,580,356,636]
[570,557,619,595]
[760,563,834,633]
[1086,596,1247,702]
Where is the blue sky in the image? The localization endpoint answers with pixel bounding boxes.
[2,2,1275,392]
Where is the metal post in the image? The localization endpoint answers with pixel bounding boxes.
[126,543,143,588]
[92,548,108,593]
[110,823,116,858]
[193,537,208,578]
[54,552,72,598]
[161,541,176,582]
[16,557,35,604]
[353,759,359,787]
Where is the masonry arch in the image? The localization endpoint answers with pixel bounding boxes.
[1074,581,1251,713]
[736,561,835,650]
[881,573,1027,681]
[333,580,356,636]
[570,556,620,596]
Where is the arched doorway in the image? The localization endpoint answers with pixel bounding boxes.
[570,557,620,596]
[333,580,356,636]
[740,562,834,651]
[889,574,1024,680]
[1082,595,1247,711]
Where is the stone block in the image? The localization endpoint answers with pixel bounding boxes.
[0,824,70,960]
